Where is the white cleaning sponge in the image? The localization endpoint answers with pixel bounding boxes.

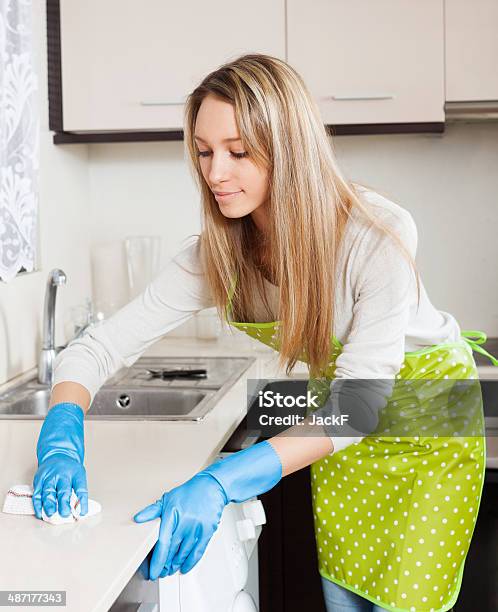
[2,484,101,524]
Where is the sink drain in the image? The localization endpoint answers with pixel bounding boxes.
[116,394,131,409]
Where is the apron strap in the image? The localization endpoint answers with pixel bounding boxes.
[461,329,498,366]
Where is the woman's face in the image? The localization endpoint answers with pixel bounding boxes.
[194,94,269,227]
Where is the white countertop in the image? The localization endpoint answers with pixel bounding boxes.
[0,332,283,612]
[0,332,496,611]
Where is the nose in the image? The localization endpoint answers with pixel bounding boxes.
[207,151,232,187]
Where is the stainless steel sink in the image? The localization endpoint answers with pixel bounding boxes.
[0,388,51,417]
[90,387,211,419]
[0,386,216,420]
[0,356,255,421]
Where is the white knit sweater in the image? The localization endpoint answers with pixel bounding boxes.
[53,188,461,452]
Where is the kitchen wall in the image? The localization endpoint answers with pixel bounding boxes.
[0,2,92,386]
[334,123,498,331]
[87,121,498,335]
[1,2,497,387]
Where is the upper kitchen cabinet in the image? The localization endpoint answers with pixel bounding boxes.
[286,0,445,127]
[445,0,498,102]
[51,0,285,134]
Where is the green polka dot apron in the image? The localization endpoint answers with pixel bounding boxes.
[226,286,498,612]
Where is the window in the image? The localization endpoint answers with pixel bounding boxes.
[0,0,39,282]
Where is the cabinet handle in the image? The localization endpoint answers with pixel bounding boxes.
[327,94,395,101]
[139,101,184,106]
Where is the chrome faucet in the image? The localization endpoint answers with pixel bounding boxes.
[38,269,67,385]
[37,270,95,386]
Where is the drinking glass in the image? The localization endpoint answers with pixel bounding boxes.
[124,235,162,299]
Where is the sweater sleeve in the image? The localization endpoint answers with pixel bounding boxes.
[324,208,419,453]
[52,237,213,403]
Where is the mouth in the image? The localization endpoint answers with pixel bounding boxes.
[213,190,243,200]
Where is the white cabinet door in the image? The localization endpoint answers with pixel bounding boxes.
[287,0,445,125]
[445,0,498,102]
[60,1,285,131]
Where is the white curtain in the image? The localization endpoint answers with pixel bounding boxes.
[0,0,39,282]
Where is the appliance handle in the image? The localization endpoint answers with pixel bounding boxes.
[221,417,261,452]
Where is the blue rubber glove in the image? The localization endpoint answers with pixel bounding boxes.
[133,440,282,580]
[32,403,88,519]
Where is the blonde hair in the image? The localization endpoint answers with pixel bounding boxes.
[184,54,420,377]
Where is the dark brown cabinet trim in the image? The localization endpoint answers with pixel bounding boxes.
[51,123,444,145]
[47,0,63,132]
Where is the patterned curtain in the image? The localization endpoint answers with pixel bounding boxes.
[0,0,39,282]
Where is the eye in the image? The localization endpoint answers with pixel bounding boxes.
[195,150,248,159]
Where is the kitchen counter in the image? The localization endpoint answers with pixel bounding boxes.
[0,331,282,612]
[0,331,497,611]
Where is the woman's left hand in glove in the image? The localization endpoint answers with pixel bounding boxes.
[133,472,227,579]
[133,440,282,580]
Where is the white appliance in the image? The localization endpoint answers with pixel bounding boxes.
[158,491,265,612]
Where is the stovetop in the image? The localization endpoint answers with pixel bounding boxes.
[104,356,253,390]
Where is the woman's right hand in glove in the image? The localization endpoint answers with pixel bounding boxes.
[32,403,88,519]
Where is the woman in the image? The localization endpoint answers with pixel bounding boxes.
[33,54,497,611]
